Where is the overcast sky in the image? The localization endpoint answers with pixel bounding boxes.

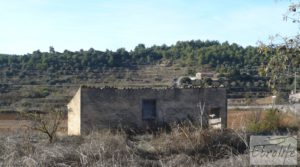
[0,0,298,54]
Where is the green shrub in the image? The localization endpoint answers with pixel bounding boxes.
[180,77,192,85]
[275,92,289,104]
[247,109,280,133]
[261,109,280,131]
[22,88,50,98]
[247,122,262,133]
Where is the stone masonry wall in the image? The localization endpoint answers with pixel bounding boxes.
[67,87,81,135]
[75,87,227,134]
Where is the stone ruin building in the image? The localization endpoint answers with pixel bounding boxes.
[67,86,227,135]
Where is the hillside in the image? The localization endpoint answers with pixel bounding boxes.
[0,39,298,112]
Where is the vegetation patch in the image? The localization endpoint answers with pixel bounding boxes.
[246,109,299,133]
[0,125,251,167]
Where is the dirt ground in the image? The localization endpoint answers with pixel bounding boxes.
[253,96,272,105]
[0,113,67,136]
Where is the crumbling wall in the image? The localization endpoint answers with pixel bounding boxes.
[77,87,226,134]
[67,87,81,135]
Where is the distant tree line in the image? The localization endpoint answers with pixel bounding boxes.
[0,40,269,72]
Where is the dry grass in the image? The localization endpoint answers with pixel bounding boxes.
[0,130,138,167]
[0,110,298,166]
[279,111,300,129]
[0,125,251,167]
[227,109,256,129]
[243,109,299,134]
[228,109,299,131]
[149,125,247,156]
[253,96,272,105]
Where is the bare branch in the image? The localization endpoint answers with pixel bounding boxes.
[22,108,64,143]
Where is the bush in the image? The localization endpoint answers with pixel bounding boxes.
[261,109,280,131]
[187,69,195,75]
[247,109,281,133]
[180,77,192,85]
[275,91,289,104]
[149,124,247,159]
[22,88,50,98]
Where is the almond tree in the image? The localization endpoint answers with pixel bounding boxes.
[23,108,64,143]
[260,2,300,95]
